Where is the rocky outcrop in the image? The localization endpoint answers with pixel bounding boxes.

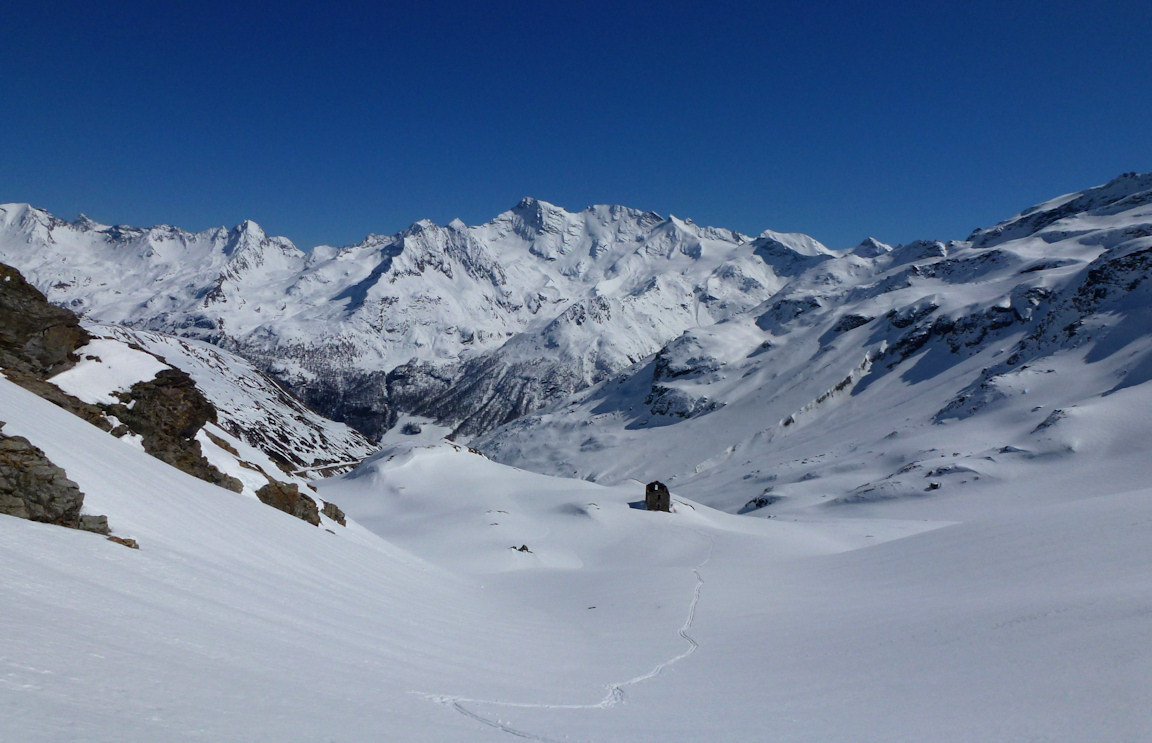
[321,501,346,526]
[0,262,88,376]
[3,262,357,528]
[113,368,215,439]
[255,481,321,526]
[645,384,723,420]
[0,422,107,533]
[0,262,109,430]
[105,369,243,493]
[254,479,349,527]
[2,263,242,493]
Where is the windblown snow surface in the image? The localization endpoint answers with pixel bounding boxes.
[3,371,1150,741]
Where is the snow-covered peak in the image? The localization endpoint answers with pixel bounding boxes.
[221,219,302,261]
[887,238,948,265]
[229,218,266,240]
[69,213,106,231]
[402,218,439,235]
[750,229,834,277]
[0,202,40,226]
[509,195,563,220]
[491,197,574,250]
[754,228,833,257]
[0,202,33,222]
[852,236,893,258]
[0,203,60,241]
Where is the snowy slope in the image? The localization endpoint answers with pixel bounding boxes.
[0,377,614,742]
[40,323,376,513]
[6,371,1148,742]
[479,173,1152,514]
[79,323,377,477]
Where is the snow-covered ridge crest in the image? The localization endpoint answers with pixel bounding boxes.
[967,171,1152,249]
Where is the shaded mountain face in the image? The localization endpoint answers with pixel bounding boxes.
[3,174,1151,460]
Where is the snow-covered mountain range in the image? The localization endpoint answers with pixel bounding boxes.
[3,173,1151,512]
[480,172,1152,511]
[0,197,828,438]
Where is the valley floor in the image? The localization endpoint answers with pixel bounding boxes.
[2,377,1150,742]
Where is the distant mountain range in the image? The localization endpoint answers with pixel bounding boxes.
[3,173,1151,514]
[0,196,837,438]
[477,173,1152,511]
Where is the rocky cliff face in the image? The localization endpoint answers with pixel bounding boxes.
[0,264,115,533]
[0,262,88,376]
[0,421,108,533]
[106,368,244,493]
[0,263,108,428]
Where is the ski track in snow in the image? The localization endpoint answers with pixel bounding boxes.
[419,533,715,741]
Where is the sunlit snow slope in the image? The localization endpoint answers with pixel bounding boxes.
[75,323,377,478]
[4,366,1152,741]
[0,378,640,742]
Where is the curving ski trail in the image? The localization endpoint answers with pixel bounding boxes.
[448,700,566,743]
[419,533,714,740]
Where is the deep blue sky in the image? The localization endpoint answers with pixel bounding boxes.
[3,1,1150,250]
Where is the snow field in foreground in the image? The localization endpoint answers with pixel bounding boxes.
[4,374,1152,741]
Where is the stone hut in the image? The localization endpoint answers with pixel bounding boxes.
[645,480,670,512]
